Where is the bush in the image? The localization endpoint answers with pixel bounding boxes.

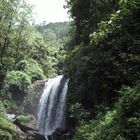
[0,116,21,140]
[73,84,140,140]
[0,117,15,131]
[4,71,31,102]
[17,59,45,82]
[0,101,6,117]
[69,103,90,122]
[73,110,121,140]
[4,71,31,92]
[116,84,140,139]
[0,89,10,102]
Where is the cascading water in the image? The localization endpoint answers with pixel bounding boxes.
[37,75,68,138]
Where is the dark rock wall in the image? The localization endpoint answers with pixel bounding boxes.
[24,80,46,118]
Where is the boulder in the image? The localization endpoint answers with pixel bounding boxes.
[53,128,66,135]
[26,131,46,140]
[48,128,71,140]
[13,115,46,140]
[14,115,38,132]
[15,126,27,140]
[6,113,16,120]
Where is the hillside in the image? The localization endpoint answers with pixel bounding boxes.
[36,22,71,41]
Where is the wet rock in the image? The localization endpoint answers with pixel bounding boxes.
[54,128,66,135]
[67,116,77,130]
[26,131,46,140]
[48,128,71,140]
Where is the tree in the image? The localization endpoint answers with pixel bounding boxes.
[66,0,118,44]
[43,29,57,42]
[65,0,140,115]
[0,0,33,71]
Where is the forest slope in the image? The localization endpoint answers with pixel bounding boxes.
[64,0,140,139]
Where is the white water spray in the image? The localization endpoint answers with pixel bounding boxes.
[37,75,68,138]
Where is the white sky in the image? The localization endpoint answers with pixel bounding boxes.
[27,0,69,24]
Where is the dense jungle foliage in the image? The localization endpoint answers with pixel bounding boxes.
[0,0,69,119]
[0,0,140,139]
[64,0,140,139]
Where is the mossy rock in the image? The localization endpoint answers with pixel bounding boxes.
[0,116,24,140]
[16,115,34,123]
[14,115,37,132]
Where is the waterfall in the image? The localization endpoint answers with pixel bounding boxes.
[37,75,68,138]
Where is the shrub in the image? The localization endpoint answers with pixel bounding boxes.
[0,116,21,140]
[4,71,31,92]
[73,110,121,140]
[116,84,140,139]
[4,71,31,102]
[0,101,6,117]
[73,84,140,140]
[0,117,15,131]
[69,103,90,122]
[17,59,45,82]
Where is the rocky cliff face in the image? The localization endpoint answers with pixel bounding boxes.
[23,80,46,118]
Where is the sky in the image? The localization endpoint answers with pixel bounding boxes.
[27,0,70,24]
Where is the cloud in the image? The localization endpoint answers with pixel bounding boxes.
[27,0,69,23]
